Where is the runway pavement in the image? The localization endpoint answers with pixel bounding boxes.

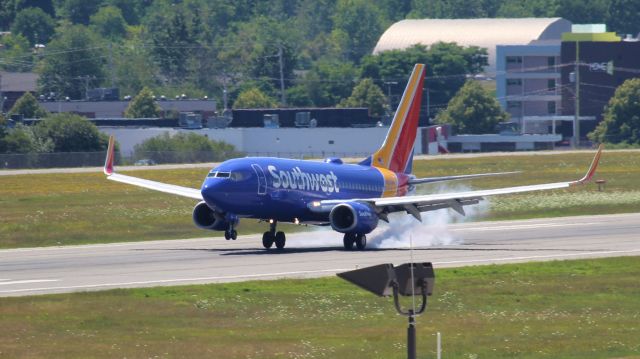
[1,213,638,297]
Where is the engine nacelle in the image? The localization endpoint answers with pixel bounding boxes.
[192,201,238,231]
[329,201,379,234]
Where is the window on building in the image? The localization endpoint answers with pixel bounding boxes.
[547,79,556,91]
[547,57,556,67]
[507,101,522,109]
[507,79,522,86]
[506,56,523,64]
[547,101,556,114]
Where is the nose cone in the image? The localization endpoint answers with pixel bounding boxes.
[201,178,225,208]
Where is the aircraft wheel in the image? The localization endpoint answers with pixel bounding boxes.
[262,231,274,249]
[224,231,231,240]
[355,233,367,250]
[343,233,355,250]
[230,229,237,240]
[275,231,286,249]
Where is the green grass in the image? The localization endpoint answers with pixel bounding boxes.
[1,257,639,358]
[1,150,639,249]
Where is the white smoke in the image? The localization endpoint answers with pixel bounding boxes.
[368,183,490,249]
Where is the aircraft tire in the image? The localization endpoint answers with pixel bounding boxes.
[230,230,237,240]
[262,231,274,249]
[355,233,367,250]
[224,231,231,240]
[275,231,286,249]
[343,233,355,250]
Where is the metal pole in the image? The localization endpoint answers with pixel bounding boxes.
[437,332,441,359]
[573,41,581,148]
[407,311,416,359]
[278,45,286,107]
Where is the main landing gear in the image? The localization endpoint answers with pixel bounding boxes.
[343,233,367,250]
[262,220,286,250]
[224,227,237,240]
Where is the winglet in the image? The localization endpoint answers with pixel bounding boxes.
[573,144,604,185]
[104,135,115,176]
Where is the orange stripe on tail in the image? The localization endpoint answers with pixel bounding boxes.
[371,64,426,174]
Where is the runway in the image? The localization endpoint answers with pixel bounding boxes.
[1,213,638,297]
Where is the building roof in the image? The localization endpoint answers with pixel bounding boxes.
[0,71,38,92]
[373,18,572,73]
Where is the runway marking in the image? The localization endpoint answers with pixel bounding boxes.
[0,269,352,294]
[0,279,59,286]
[451,222,604,232]
[3,248,640,295]
[434,248,640,266]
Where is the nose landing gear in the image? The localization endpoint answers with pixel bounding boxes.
[262,220,286,250]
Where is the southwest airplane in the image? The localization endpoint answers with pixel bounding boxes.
[104,64,603,251]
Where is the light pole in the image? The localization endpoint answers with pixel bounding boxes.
[338,262,435,359]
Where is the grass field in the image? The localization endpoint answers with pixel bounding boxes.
[0,256,639,358]
[1,150,639,249]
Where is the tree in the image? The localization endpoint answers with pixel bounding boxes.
[134,132,241,163]
[556,0,608,24]
[331,0,384,62]
[33,113,109,152]
[90,5,127,40]
[8,92,48,118]
[607,0,640,36]
[57,0,105,25]
[0,34,33,72]
[589,78,640,145]
[37,25,105,99]
[360,43,488,116]
[339,78,387,117]
[435,80,509,134]
[303,59,357,107]
[124,87,161,118]
[10,7,55,45]
[233,87,278,109]
[0,125,40,153]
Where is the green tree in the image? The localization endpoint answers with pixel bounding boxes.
[37,25,105,99]
[557,0,608,24]
[33,113,109,152]
[134,132,241,163]
[10,7,55,45]
[303,59,357,107]
[8,92,48,118]
[0,125,40,153]
[589,78,640,145]
[435,80,509,134]
[124,87,161,118]
[360,43,487,116]
[114,34,160,97]
[607,0,640,35]
[0,34,33,72]
[331,0,384,62]
[90,5,127,40]
[339,78,387,117]
[233,87,278,109]
[408,0,487,18]
[57,0,104,25]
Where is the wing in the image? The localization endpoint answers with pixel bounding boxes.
[310,145,604,220]
[103,136,203,200]
[408,171,520,185]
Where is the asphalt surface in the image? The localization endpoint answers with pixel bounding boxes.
[1,213,638,297]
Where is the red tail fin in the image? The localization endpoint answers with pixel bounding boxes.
[371,64,425,173]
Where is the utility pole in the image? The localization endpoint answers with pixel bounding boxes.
[278,44,286,107]
[108,43,115,88]
[573,41,581,148]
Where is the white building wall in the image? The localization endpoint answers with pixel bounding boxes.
[99,127,425,158]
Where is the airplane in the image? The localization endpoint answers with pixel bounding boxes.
[103,63,604,251]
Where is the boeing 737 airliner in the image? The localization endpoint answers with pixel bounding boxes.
[104,64,603,250]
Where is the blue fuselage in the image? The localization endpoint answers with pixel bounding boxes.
[201,157,400,223]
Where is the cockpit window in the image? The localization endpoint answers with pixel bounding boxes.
[207,171,231,178]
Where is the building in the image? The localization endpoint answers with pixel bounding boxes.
[374,18,571,73]
[39,99,217,118]
[0,71,38,112]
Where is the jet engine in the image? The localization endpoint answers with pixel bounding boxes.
[192,201,238,231]
[329,201,379,234]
